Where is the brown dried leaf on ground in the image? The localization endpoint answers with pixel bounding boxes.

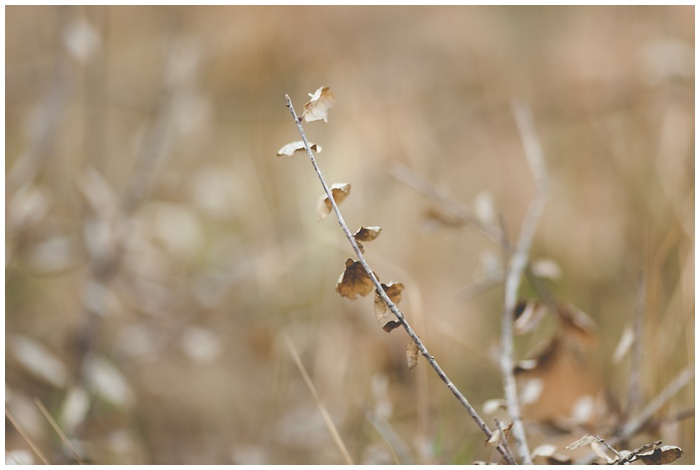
[276,141,321,157]
[317,183,351,220]
[374,282,404,333]
[336,259,374,300]
[302,86,334,123]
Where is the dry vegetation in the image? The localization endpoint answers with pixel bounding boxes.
[5,6,694,465]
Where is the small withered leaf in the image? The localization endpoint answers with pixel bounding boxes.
[485,429,502,448]
[335,258,374,300]
[276,141,321,157]
[317,183,351,220]
[302,86,334,123]
[353,226,382,242]
[374,282,405,333]
[565,434,599,450]
[382,321,401,333]
[406,341,419,370]
[514,299,547,335]
[638,445,683,465]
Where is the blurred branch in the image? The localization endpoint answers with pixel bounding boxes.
[626,274,646,418]
[284,94,516,465]
[576,364,694,464]
[284,335,354,465]
[5,408,51,465]
[498,101,549,465]
[7,9,72,195]
[390,163,504,245]
[366,410,413,464]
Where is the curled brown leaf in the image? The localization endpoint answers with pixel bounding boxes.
[302,86,334,123]
[317,183,351,220]
[353,226,382,242]
[335,259,374,300]
[374,282,404,333]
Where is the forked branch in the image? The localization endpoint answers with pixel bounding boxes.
[284,94,516,465]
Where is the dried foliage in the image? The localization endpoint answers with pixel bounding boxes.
[6,6,693,465]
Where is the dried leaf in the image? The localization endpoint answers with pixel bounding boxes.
[11,335,68,387]
[406,341,419,370]
[374,282,404,332]
[591,441,615,464]
[276,141,321,157]
[612,325,634,364]
[474,191,496,226]
[336,259,374,300]
[565,434,599,450]
[531,444,557,458]
[531,444,574,465]
[485,428,502,448]
[482,399,506,415]
[638,445,683,465]
[302,86,334,123]
[382,321,401,333]
[498,420,513,439]
[353,226,382,242]
[519,378,543,405]
[531,258,562,280]
[514,299,547,335]
[317,183,351,220]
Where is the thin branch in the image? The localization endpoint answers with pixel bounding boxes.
[498,101,549,464]
[284,335,354,465]
[284,94,515,465]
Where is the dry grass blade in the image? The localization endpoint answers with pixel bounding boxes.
[5,407,51,465]
[284,335,354,465]
[35,397,84,464]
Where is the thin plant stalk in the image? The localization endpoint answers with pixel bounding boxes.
[284,94,515,465]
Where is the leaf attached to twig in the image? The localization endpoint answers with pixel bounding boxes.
[374,282,404,333]
[317,183,351,220]
[277,141,322,157]
[336,259,374,300]
[638,445,683,465]
[302,86,334,123]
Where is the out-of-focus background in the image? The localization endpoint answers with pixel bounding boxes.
[5,6,694,464]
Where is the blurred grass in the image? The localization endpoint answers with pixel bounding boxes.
[5,5,694,464]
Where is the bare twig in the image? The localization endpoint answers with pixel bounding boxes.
[498,101,549,464]
[284,335,354,465]
[284,94,516,465]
